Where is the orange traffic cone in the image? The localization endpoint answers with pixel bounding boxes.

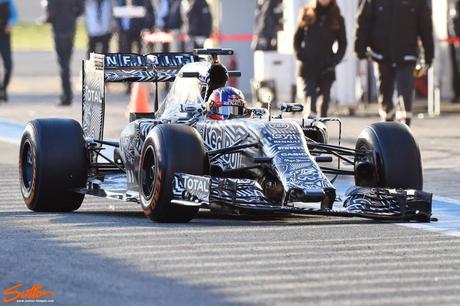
[128,82,150,114]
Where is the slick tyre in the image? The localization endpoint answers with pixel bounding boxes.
[354,122,423,190]
[19,119,88,212]
[139,124,207,223]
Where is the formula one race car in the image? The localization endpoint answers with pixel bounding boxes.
[18,49,433,223]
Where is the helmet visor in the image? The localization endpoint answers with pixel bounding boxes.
[218,105,244,118]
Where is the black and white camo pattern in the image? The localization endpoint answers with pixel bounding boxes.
[259,121,334,193]
[104,69,178,83]
[119,119,162,185]
[121,117,335,204]
[195,119,334,200]
[172,174,272,205]
[343,187,403,215]
[209,177,272,205]
[196,120,259,170]
[82,57,105,141]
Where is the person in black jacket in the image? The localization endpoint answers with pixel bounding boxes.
[293,0,347,118]
[355,0,434,126]
[116,0,155,54]
[184,0,212,49]
[47,0,84,106]
[157,0,183,52]
[252,0,283,51]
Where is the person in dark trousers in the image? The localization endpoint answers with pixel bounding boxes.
[293,0,347,118]
[85,0,113,56]
[116,0,155,54]
[157,0,183,51]
[46,0,84,106]
[449,0,460,103]
[355,0,434,126]
[0,0,17,103]
[184,0,212,49]
[252,0,283,51]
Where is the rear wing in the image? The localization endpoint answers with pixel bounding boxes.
[103,52,200,82]
[82,52,200,141]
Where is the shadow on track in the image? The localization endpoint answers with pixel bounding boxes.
[0,224,243,306]
[0,208,380,228]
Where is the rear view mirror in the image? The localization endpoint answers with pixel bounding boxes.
[250,108,267,118]
[280,103,304,113]
[180,72,199,78]
[180,104,203,113]
[228,71,241,77]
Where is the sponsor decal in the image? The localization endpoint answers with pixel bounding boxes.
[105,54,144,67]
[183,175,210,200]
[146,54,195,67]
[3,283,54,304]
[104,53,196,68]
[84,86,103,104]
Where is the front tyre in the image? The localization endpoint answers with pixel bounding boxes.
[139,124,207,223]
[19,119,88,212]
[354,122,423,189]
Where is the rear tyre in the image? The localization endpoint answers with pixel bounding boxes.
[354,122,423,189]
[19,119,88,212]
[139,124,207,222]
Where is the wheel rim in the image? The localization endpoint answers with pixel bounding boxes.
[21,140,34,193]
[141,145,157,201]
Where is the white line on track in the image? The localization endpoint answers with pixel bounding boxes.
[1,119,460,237]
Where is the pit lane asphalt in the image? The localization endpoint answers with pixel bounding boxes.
[1,106,460,305]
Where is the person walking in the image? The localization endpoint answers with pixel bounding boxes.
[116,0,155,54]
[157,0,183,52]
[252,0,283,51]
[0,0,17,103]
[449,0,460,103]
[355,0,434,126]
[183,0,212,50]
[293,0,347,118]
[85,0,113,56]
[46,0,84,106]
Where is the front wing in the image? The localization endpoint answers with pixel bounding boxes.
[172,173,433,222]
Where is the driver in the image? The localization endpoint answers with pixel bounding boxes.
[206,87,250,120]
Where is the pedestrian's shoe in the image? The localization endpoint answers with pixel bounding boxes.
[57,100,72,106]
[57,94,72,106]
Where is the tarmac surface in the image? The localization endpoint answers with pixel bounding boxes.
[1,51,460,305]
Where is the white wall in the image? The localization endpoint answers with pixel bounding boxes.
[16,0,44,23]
[334,0,358,105]
[433,0,452,99]
[216,0,257,95]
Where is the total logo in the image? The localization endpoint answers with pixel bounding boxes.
[85,86,103,104]
[183,175,210,198]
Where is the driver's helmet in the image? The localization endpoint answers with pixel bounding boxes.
[206,87,248,120]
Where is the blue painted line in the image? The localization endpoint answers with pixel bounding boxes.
[402,197,460,237]
[0,119,24,145]
[1,119,460,236]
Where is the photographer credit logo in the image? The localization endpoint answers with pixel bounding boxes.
[3,283,54,304]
